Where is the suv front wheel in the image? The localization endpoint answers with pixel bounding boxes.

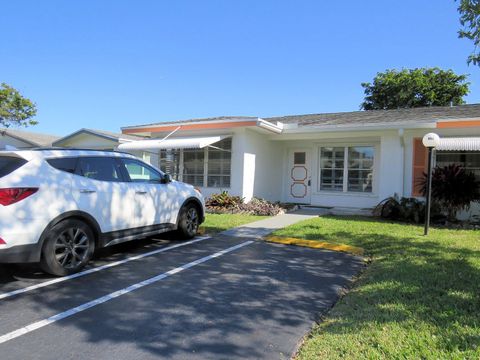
[40,219,95,276]
[177,204,200,239]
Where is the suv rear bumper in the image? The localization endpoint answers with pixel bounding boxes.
[0,243,41,263]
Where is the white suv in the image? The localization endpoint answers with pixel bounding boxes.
[0,149,205,276]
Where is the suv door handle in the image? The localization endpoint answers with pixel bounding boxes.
[80,189,96,194]
[136,191,147,195]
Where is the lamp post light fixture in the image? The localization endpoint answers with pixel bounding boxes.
[422,133,441,235]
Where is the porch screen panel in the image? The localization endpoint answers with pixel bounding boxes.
[183,149,205,186]
[319,147,344,191]
[436,151,480,180]
[159,149,180,180]
[347,146,374,192]
[207,138,232,188]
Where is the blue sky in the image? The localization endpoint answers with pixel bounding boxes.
[1,0,478,136]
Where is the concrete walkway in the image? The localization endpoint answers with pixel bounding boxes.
[220,208,327,239]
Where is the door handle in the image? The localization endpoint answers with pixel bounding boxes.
[80,189,96,194]
[307,180,311,186]
[136,191,147,195]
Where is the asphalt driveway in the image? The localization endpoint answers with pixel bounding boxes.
[0,233,364,359]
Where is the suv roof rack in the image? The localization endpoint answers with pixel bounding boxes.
[29,147,135,156]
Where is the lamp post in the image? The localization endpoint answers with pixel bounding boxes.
[422,133,440,235]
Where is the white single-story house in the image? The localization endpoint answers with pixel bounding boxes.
[115,104,480,214]
[0,127,59,149]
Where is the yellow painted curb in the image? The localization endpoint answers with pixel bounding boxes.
[264,235,365,256]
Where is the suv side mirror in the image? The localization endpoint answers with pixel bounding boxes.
[161,173,172,184]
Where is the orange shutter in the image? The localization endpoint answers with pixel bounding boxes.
[412,137,427,197]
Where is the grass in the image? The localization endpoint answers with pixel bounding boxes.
[201,213,268,234]
[273,216,480,359]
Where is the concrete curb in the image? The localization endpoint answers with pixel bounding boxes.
[264,235,365,256]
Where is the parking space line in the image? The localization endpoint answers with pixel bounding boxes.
[0,236,211,301]
[0,240,253,345]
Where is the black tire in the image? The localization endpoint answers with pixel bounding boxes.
[176,203,200,239]
[40,219,95,276]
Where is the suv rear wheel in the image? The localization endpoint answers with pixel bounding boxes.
[177,203,200,239]
[40,219,95,276]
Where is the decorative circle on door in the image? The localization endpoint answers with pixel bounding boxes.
[290,183,307,198]
[291,166,307,181]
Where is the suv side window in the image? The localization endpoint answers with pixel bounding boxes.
[121,158,163,183]
[47,157,78,174]
[77,157,123,182]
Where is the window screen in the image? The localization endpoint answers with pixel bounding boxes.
[436,152,480,180]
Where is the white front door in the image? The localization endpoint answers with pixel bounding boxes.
[286,149,311,204]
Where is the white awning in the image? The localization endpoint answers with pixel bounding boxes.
[436,137,480,151]
[117,135,230,151]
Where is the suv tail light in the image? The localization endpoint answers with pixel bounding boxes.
[0,237,5,245]
[0,188,39,206]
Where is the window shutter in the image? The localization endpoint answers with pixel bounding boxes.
[412,137,427,196]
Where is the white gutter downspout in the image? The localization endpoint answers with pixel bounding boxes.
[399,128,406,197]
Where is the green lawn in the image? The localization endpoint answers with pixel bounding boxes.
[201,213,268,234]
[273,216,480,359]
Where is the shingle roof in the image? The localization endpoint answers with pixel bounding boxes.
[0,127,60,147]
[265,104,480,127]
[122,104,480,131]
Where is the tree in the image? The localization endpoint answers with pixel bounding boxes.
[360,68,469,110]
[457,0,480,65]
[0,83,37,127]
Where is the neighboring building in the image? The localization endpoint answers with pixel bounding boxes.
[0,127,59,149]
[52,128,156,164]
[118,104,480,216]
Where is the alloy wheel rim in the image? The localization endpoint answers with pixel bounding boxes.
[186,208,199,234]
[54,228,90,269]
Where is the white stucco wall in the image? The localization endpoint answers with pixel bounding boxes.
[241,129,283,202]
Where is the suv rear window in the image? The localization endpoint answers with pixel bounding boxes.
[0,156,28,178]
[47,157,78,174]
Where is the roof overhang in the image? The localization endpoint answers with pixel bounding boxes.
[117,135,231,151]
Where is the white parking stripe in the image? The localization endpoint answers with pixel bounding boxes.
[0,240,253,345]
[0,236,211,301]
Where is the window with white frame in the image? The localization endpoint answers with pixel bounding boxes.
[319,146,375,193]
